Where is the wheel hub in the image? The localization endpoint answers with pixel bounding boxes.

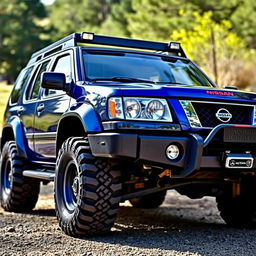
[72,177,79,198]
[3,159,12,194]
[8,170,13,188]
[62,160,80,212]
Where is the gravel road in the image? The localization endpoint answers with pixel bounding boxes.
[1,184,256,256]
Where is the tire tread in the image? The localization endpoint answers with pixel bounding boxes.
[0,141,40,212]
[55,137,121,236]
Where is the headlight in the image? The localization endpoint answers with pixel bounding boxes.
[108,97,172,122]
[146,100,165,120]
[125,99,141,118]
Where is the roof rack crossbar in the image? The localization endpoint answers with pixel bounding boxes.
[31,33,80,58]
[29,32,186,64]
[82,34,182,53]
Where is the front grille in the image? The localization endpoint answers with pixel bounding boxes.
[192,102,253,128]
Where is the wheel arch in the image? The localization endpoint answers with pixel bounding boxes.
[1,117,28,158]
[56,105,103,154]
[1,126,14,150]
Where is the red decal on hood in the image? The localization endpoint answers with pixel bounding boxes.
[206,91,235,96]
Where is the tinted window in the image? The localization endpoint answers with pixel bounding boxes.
[46,54,72,97]
[10,66,34,104]
[83,51,213,87]
[53,55,72,82]
[28,61,50,100]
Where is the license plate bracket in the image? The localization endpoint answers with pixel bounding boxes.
[225,154,254,169]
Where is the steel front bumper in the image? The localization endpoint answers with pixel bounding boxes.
[88,124,256,177]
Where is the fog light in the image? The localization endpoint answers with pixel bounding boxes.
[166,144,179,160]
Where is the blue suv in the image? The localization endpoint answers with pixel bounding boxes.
[1,32,256,236]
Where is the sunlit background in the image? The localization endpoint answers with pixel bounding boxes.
[1,0,256,128]
[41,0,55,5]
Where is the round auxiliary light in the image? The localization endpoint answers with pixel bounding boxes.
[166,144,179,160]
[124,99,141,118]
[146,100,165,120]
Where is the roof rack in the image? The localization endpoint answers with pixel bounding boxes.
[28,32,186,65]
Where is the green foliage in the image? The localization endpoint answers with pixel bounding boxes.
[1,0,256,88]
[126,0,195,41]
[0,0,49,82]
[230,0,256,48]
[100,0,133,37]
[48,0,118,40]
[189,0,256,48]
[171,12,246,64]
[171,12,254,87]
[188,0,242,21]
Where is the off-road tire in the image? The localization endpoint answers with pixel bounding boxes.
[129,190,166,208]
[0,141,40,212]
[55,137,122,237]
[216,178,256,228]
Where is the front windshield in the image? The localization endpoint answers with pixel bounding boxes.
[82,51,213,87]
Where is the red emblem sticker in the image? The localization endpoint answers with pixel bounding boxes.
[206,91,235,96]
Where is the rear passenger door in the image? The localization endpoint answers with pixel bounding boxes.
[21,61,51,155]
[33,51,73,159]
[5,66,34,153]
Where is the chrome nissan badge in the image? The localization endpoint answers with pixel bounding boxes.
[215,108,232,122]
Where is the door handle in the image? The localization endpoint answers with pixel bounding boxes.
[37,103,45,112]
[17,106,24,115]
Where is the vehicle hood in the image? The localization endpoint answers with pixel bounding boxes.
[84,82,256,103]
[117,83,256,103]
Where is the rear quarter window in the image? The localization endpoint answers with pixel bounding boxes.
[10,66,34,104]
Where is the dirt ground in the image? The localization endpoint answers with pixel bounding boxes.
[1,184,256,256]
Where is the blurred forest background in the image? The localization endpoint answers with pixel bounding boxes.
[1,0,256,90]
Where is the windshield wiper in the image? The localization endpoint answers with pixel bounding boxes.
[91,77,155,84]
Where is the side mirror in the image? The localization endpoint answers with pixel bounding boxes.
[41,72,70,92]
[223,85,238,90]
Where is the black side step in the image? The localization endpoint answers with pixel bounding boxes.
[23,170,55,181]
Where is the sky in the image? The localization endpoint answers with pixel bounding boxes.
[41,0,55,5]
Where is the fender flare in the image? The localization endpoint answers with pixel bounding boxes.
[56,102,103,153]
[58,102,103,133]
[1,116,30,158]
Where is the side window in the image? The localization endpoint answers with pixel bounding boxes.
[46,54,72,97]
[27,61,50,100]
[10,66,34,104]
